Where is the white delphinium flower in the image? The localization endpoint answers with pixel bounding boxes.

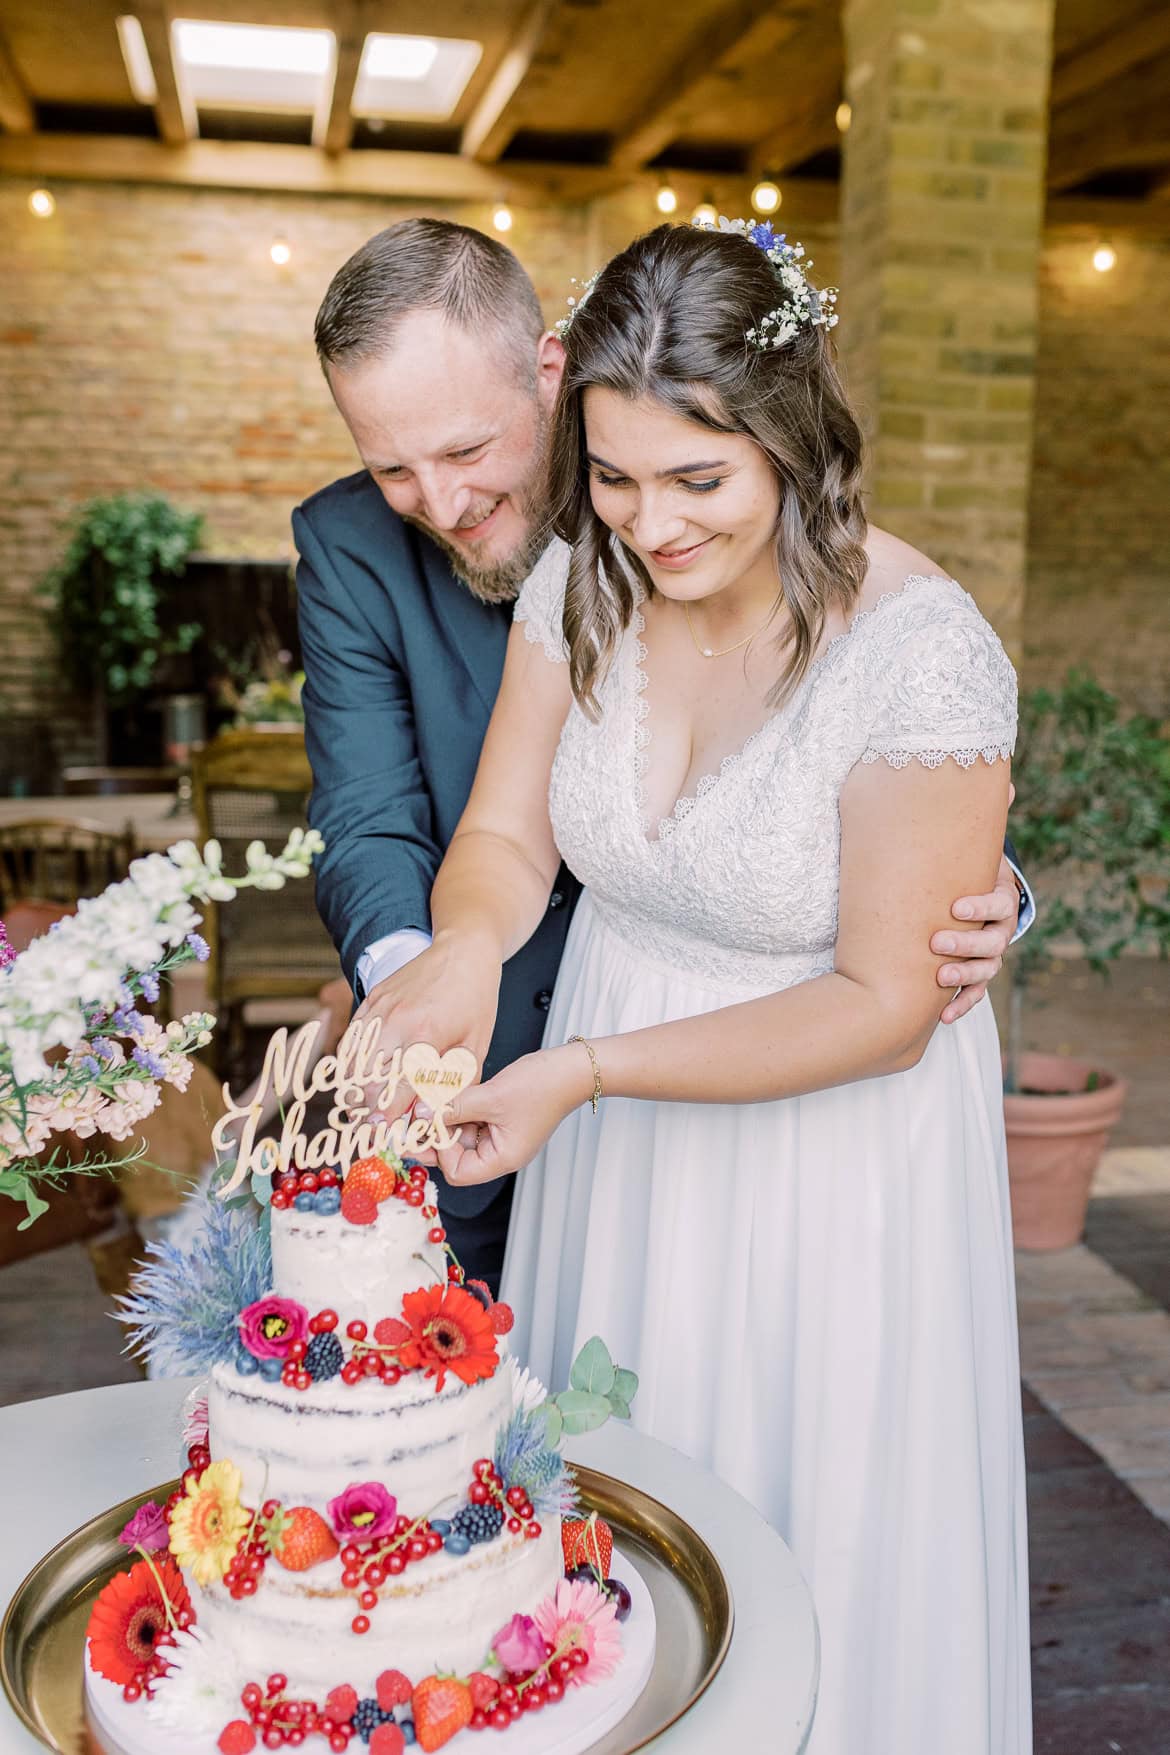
[145,1627,249,1737]
[505,1354,549,1415]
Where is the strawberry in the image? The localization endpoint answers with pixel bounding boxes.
[346,1155,398,1202]
[370,1726,406,1755]
[218,1723,257,1755]
[468,1672,500,1711]
[489,1302,514,1336]
[374,1317,411,1347]
[323,1684,358,1725]
[267,1506,339,1571]
[561,1515,613,1577]
[411,1675,473,1751]
[376,1668,413,1710]
[340,1183,378,1226]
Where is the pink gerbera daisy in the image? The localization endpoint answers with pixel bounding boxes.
[532,1577,622,1686]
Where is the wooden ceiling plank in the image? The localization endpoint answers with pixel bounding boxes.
[1048,45,1170,188]
[0,28,35,134]
[462,0,557,164]
[1051,6,1170,109]
[135,2,198,145]
[318,0,364,155]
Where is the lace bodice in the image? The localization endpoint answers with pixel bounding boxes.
[515,547,1016,991]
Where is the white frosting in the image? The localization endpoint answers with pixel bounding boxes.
[269,1180,448,1326]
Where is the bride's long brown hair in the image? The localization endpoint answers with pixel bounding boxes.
[548,223,869,716]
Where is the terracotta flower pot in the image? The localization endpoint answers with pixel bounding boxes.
[1004,1052,1128,1251]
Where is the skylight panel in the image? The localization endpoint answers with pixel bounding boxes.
[171,20,336,112]
[352,33,482,120]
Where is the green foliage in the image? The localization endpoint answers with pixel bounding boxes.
[547,1336,640,1438]
[45,493,204,704]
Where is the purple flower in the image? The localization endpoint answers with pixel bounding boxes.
[111,1006,144,1036]
[119,1501,170,1552]
[91,1037,116,1061]
[327,1481,398,1543]
[80,1055,101,1076]
[492,1612,547,1675]
[132,1045,167,1077]
[238,1295,309,1360]
[0,920,14,972]
[186,933,210,962]
[139,970,161,1003]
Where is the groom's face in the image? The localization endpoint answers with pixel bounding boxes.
[328,309,563,600]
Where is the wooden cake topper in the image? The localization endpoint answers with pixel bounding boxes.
[212,1020,478,1197]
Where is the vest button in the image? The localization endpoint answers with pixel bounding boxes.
[534,990,552,1012]
[549,890,565,909]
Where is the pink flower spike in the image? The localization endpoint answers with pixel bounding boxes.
[533,1577,622,1686]
[119,1501,170,1552]
[327,1481,399,1543]
[0,920,14,971]
[492,1613,546,1675]
[182,1395,209,1451]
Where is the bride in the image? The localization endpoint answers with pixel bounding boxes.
[396,221,1030,1754]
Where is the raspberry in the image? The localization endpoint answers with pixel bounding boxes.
[489,1302,514,1335]
[341,1185,378,1227]
[304,1332,344,1383]
[324,1684,358,1724]
[376,1669,412,1710]
[374,1317,410,1346]
[218,1723,257,1755]
[451,1502,505,1545]
[369,1726,405,1755]
[468,1672,500,1710]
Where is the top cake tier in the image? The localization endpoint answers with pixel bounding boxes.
[270,1171,449,1326]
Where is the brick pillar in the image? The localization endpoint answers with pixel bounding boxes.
[839,0,1056,650]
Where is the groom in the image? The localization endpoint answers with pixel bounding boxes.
[295,218,1029,1288]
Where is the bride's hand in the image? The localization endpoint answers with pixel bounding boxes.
[428,1045,595,1186]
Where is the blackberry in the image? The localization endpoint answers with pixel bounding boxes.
[352,1697,393,1742]
[304,1332,344,1383]
[451,1501,505,1545]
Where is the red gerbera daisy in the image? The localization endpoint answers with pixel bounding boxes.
[87,1556,191,1685]
[399,1283,499,1391]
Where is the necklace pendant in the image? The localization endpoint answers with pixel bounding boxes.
[702,647,713,658]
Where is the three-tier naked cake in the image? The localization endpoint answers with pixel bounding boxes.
[83,1147,653,1755]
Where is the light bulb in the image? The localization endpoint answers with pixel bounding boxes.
[836,101,853,133]
[691,201,718,228]
[270,238,292,266]
[29,189,55,218]
[1092,244,1116,273]
[493,205,513,233]
[656,183,678,215]
[751,179,781,216]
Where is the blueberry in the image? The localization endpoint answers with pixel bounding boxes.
[401,1724,416,1745]
[430,1519,451,1537]
[258,1357,283,1382]
[235,1348,260,1376]
[313,1186,341,1215]
[443,1532,471,1556]
[294,1191,316,1212]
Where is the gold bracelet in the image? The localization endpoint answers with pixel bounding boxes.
[568,1034,603,1115]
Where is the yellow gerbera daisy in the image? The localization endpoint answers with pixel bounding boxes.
[168,1459,249,1587]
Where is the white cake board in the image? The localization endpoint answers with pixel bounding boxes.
[85,1547,656,1755]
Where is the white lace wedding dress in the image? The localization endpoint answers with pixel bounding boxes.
[501,544,1031,1755]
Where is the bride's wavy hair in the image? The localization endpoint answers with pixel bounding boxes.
[548,223,868,715]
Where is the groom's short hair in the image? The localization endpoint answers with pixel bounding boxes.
[315,217,545,387]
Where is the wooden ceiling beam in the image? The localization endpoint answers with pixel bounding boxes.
[135,2,198,145]
[1048,46,1170,189]
[1051,7,1170,109]
[0,29,35,134]
[462,0,555,163]
[317,0,364,155]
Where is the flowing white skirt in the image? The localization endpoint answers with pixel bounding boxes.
[502,893,1031,1755]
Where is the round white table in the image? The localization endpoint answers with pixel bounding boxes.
[0,1380,818,1752]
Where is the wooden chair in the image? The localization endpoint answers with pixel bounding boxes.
[0,817,135,911]
[191,728,341,1071]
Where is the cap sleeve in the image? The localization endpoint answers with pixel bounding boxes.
[861,579,1017,770]
[513,538,570,665]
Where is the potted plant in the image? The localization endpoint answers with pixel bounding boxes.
[1005,672,1170,1248]
[44,493,205,764]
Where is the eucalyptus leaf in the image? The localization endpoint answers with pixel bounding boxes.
[611,1366,639,1405]
[607,1394,632,1421]
[544,1402,564,1448]
[569,1335,615,1397]
[553,1389,612,1434]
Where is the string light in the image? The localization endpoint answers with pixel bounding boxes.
[836,101,852,133]
[750,178,781,215]
[656,182,678,215]
[492,204,513,233]
[270,237,291,265]
[1092,243,1116,274]
[28,188,55,218]
[691,199,718,227]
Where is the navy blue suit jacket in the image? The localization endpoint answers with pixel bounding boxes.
[294,469,581,1219]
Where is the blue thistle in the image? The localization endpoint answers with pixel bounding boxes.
[494,1405,578,1519]
[115,1182,272,1376]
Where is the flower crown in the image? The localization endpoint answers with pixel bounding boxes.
[553,215,839,352]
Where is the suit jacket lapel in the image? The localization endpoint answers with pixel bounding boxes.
[416,531,511,719]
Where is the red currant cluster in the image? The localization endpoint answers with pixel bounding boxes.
[469,1458,543,1543]
[389,1166,429,1208]
[461,1645,590,1733]
[226,1674,355,1751]
[269,1168,341,1211]
[223,1499,279,1600]
[340,1512,445,1634]
[338,1318,407,1389]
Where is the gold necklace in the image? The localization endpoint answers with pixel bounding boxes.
[683,598,778,659]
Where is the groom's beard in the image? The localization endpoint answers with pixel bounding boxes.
[404,407,553,604]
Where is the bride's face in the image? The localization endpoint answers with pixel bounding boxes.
[583,389,781,603]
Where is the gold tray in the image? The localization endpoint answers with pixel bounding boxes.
[3,1465,733,1754]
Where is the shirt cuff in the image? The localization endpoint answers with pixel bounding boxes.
[1006,857,1035,944]
[356,928,433,999]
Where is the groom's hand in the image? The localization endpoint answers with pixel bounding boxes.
[932,852,1021,1025]
[351,934,501,1122]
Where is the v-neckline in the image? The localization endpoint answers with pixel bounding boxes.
[630,572,957,845]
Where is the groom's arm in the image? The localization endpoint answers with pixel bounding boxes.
[295,503,441,993]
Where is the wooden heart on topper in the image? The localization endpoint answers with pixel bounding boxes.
[401,1042,479,1109]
